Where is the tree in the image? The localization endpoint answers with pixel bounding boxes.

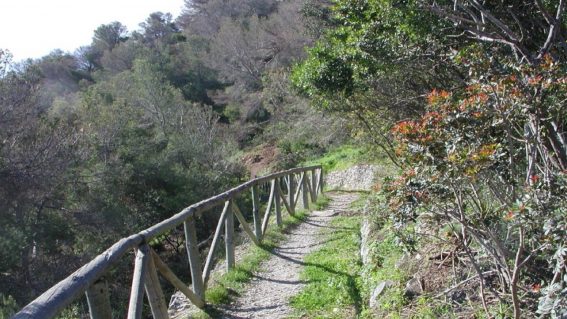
[139,12,181,47]
[35,50,88,109]
[0,58,82,303]
[0,49,12,76]
[423,0,566,64]
[76,22,129,72]
[100,39,147,73]
[93,22,128,52]
[292,0,463,164]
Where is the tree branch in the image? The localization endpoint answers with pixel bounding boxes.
[537,0,566,59]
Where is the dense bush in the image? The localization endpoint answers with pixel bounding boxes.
[383,53,567,317]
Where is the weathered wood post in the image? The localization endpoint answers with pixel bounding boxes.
[144,251,169,319]
[127,245,149,319]
[275,178,282,227]
[85,279,112,319]
[225,200,235,270]
[302,172,309,210]
[232,203,259,246]
[251,185,262,241]
[184,216,205,299]
[288,173,295,214]
[275,181,292,216]
[318,168,324,194]
[305,171,315,203]
[202,202,230,286]
[311,169,318,202]
[261,180,276,235]
[151,250,204,308]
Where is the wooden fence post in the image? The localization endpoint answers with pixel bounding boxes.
[251,185,262,241]
[275,178,282,227]
[261,180,276,235]
[311,170,318,202]
[302,172,309,210]
[127,244,150,319]
[202,201,230,286]
[232,203,259,245]
[318,168,324,194]
[275,182,292,215]
[294,173,304,209]
[225,200,235,270]
[85,279,112,319]
[288,174,295,214]
[151,250,205,308]
[306,171,316,203]
[144,252,169,319]
[184,217,204,299]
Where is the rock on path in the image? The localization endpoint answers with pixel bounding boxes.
[212,192,359,319]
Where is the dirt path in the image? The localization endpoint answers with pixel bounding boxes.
[208,192,359,319]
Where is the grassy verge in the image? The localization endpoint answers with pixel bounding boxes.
[360,222,462,319]
[193,195,330,318]
[303,145,373,172]
[359,225,409,318]
[289,215,364,318]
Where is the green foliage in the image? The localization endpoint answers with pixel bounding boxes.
[411,297,453,319]
[384,55,567,317]
[314,194,331,210]
[290,215,363,318]
[292,0,459,164]
[292,0,447,101]
[0,293,18,319]
[222,103,242,123]
[54,304,82,319]
[204,286,231,305]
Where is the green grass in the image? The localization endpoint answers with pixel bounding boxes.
[313,194,331,210]
[359,225,409,318]
[290,215,363,318]
[303,145,373,172]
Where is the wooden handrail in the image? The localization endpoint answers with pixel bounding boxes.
[13,165,323,319]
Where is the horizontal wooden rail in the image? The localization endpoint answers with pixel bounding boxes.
[13,165,323,319]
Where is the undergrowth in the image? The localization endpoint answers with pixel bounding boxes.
[359,225,409,318]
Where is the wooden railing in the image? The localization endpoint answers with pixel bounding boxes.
[13,165,323,319]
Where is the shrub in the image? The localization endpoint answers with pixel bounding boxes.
[383,53,567,318]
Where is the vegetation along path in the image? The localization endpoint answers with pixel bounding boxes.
[212,192,359,318]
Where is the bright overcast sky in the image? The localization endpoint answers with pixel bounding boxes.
[0,0,184,62]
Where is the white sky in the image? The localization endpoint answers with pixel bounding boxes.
[0,0,185,62]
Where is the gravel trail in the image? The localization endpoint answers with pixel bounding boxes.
[212,192,359,319]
